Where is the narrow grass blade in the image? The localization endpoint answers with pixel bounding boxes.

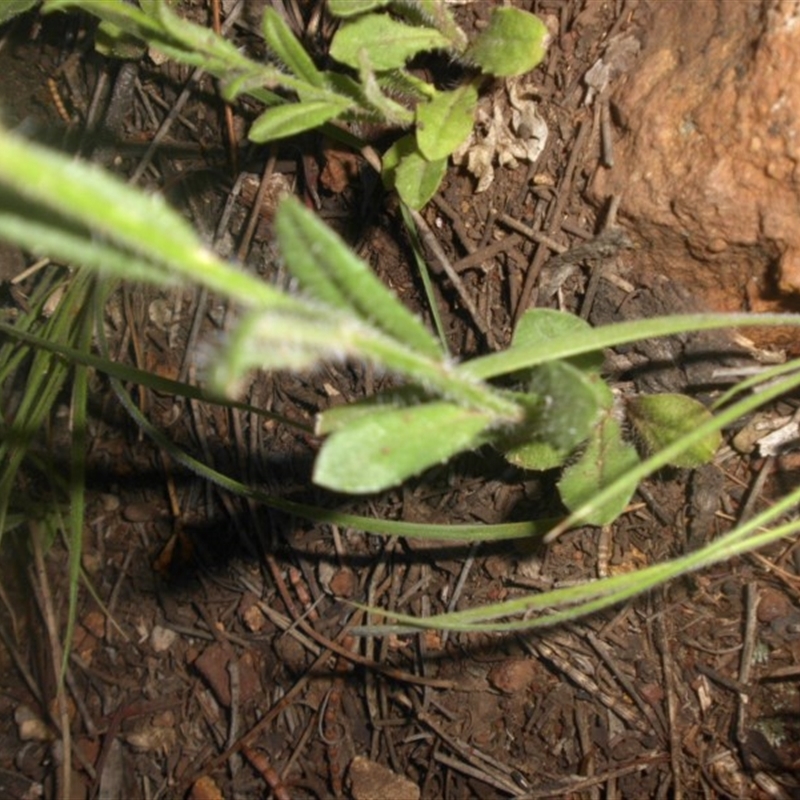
[462,313,800,380]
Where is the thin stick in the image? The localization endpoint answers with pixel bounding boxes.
[128,0,244,185]
[513,118,591,325]
[497,213,568,254]
[410,208,497,349]
[451,232,523,274]
[211,0,239,176]
[736,583,759,756]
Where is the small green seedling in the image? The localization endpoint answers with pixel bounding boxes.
[42,0,550,209]
[4,122,800,637]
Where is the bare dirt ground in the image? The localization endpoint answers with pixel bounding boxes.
[2,1,800,799]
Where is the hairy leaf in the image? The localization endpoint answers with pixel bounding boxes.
[416,83,478,161]
[328,0,390,16]
[262,7,326,87]
[558,413,640,526]
[627,393,722,468]
[330,14,450,70]
[274,197,442,359]
[249,99,351,141]
[382,134,447,210]
[526,361,605,452]
[314,401,493,493]
[464,7,549,77]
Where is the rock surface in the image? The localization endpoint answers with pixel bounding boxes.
[590,0,800,350]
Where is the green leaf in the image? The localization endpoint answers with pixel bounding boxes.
[627,394,722,468]
[527,361,605,453]
[317,388,425,435]
[377,68,437,103]
[558,413,641,526]
[46,0,268,87]
[416,83,478,161]
[274,196,442,359]
[208,306,361,396]
[328,0,390,16]
[382,134,447,210]
[262,7,325,87]
[353,53,416,126]
[503,437,567,472]
[393,0,467,52]
[498,365,608,471]
[0,0,39,25]
[464,8,549,77]
[330,14,450,70]
[0,127,290,311]
[249,99,351,142]
[313,401,493,493]
[95,19,148,59]
[511,308,604,375]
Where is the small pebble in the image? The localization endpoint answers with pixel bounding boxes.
[757,587,792,623]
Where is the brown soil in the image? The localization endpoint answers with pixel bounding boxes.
[1,1,800,799]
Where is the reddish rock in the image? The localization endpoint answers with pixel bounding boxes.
[193,642,261,706]
[591,0,800,350]
[487,657,538,694]
[348,755,420,800]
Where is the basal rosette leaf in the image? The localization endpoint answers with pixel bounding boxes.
[558,412,641,526]
[249,99,352,142]
[314,401,494,493]
[526,361,606,453]
[328,0,390,17]
[330,14,450,71]
[464,7,549,77]
[511,309,604,376]
[499,364,610,471]
[416,83,478,161]
[274,197,442,359]
[261,7,326,87]
[382,134,447,210]
[627,393,722,468]
[0,0,38,24]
